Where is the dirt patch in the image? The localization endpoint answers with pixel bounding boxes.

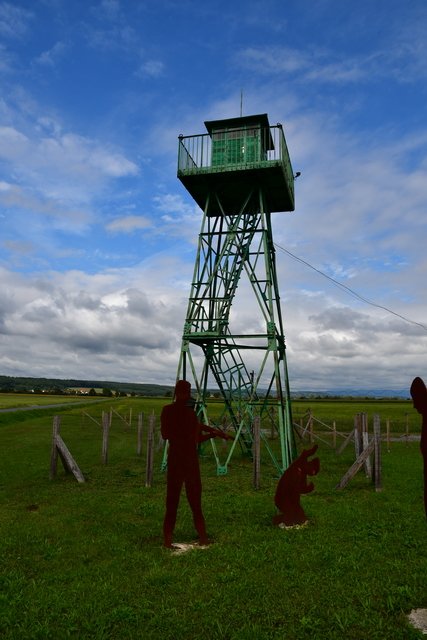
[169,542,212,555]
[408,609,427,635]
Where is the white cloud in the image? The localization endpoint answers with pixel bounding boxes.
[137,59,165,78]
[86,143,138,178]
[106,215,152,233]
[0,124,138,208]
[35,41,67,67]
[0,264,187,383]
[0,181,93,231]
[153,193,194,216]
[36,132,138,180]
[0,125,29,154]
[99,0,121,21]
[0,42,14,71]
[236,46,313,76]
[236,22,427,85]
[84,1,139,54]
[235,45,372,83]
[0,2,32,39]
[2,239,34,255]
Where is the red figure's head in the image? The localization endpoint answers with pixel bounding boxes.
[174,380,191,403]
[299,444,320,476]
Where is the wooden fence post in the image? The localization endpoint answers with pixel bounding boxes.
[332,421,336,449]
[50,415,85,483]
[50,415,61,479]
[362,431,372,478]
[252,416,261,490]
[137,412,144,456]
[361,413,371,478]
[373,414,382,492]
[361,412,368,436]
[145,412,155,487]
[335,439,375,489]
[309,410,314,444]
[102,411,110,465]
[336,414,383,491]
[354,413,362,458]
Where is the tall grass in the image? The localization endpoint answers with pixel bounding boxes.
[0,398,426,639]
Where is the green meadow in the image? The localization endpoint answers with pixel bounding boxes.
[1,397,426,639]
[0,393,106,411]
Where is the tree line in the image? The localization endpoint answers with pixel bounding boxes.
[0,375,174,397]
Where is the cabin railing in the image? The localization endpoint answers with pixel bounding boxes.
[177,124,293,185]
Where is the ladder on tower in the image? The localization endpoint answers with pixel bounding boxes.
[201,334,255,455]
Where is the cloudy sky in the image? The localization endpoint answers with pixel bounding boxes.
[0,0,426,392]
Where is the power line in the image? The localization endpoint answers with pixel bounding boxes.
[274,242,427,332]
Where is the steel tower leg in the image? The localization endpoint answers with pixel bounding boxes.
[175,186,296,474]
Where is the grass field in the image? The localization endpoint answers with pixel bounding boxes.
[1,397,426,639]
[0,393,108,411]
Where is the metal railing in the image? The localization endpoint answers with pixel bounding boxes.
[177,124,293,185]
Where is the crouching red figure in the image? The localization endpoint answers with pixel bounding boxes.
[273,444,320,527]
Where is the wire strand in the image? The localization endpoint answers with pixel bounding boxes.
[274,242,427,332]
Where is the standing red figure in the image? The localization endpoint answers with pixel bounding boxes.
[410,376,427,518]
[161,380,232,548]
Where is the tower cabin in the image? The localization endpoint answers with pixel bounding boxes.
[177,113,295,216]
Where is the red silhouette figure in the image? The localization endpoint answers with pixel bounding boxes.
[161,380,232,548]
[273,444,320,527]
[410,376,427,518]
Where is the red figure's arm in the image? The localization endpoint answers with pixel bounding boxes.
[300,481,315,494]
[199,423,234,442]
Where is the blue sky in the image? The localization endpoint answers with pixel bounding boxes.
[0,0,426,391]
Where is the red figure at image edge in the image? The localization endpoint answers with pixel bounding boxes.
[410,376,427,518]
[161,380,233,548]
[273,444,320,527]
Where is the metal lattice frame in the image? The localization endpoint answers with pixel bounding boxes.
[169,184,296,475]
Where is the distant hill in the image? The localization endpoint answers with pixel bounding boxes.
[292,388,410,400]
[0,375,411,399]
[0,375,174,397]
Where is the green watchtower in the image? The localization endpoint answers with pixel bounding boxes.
[174,113,296,474]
